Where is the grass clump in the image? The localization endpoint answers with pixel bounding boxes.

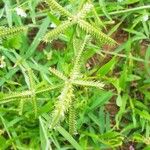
[0,0,150,149]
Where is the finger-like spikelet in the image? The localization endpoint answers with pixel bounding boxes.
[49,67,67,81]
[77,3,93,19]
[43,20,75,42]
[70,35,90,80]
[72,80,104,89]
[32,97,38,117]
[18,99,24,115]
[0,91,33,103]
[50,82,74,129]
[27,68,35,90]
[69,103,77,135]
[0,26,27,38]
[45,0,72,17]
[27,68,37,117]
[78,20,117,45]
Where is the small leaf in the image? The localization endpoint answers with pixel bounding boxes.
[116,95,122,107]
[97,57,117,77]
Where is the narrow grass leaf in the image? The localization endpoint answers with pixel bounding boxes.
[39,116,52,150]
[25,17,50,58]
[57,126,82,150]
[89,91,113,111]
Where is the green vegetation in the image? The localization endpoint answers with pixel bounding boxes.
[0,0,150,149]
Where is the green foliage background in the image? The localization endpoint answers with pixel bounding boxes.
[0,0,150,149]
